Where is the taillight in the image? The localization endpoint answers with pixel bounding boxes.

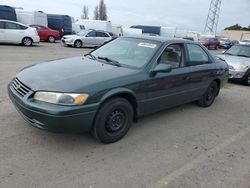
[35,30,38,36]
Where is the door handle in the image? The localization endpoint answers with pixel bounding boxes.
[183,76,190,81]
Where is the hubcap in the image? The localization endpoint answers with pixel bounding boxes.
[105,109,126,133]
[49,36,55,42]
[24,38,31,46]
[75,41,81,47]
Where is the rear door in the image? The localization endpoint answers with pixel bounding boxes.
[184,43,217,99]
[4,22,25,43]
[96,31,111,45]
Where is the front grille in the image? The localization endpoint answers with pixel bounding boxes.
[11,78,32,97]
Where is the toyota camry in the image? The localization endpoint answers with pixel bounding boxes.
[8,36,229,143]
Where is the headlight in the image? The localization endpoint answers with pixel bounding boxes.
[239,63,249,70]
[33,92,88,105]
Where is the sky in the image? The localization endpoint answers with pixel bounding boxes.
[0,0,249,32]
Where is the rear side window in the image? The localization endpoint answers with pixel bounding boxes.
[0,21,4,29]
[186,44,209,66]
[5,22,18,29]
[96,32,109,37]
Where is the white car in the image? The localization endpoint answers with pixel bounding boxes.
[0,20,40,46]
[239,39,250,45]
[61,30,113,48]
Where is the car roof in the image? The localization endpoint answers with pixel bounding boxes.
[0,19,28,27]
[122,35,196,44]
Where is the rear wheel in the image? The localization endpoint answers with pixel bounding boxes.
[243,73,250,86]
[91,97,133,144]
[197,81,219,107]
[48,35,56,43]
[74,40,82,48]
[22,37,33,46]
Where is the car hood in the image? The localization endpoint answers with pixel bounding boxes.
[216,54,250,70]
[16,56,137,92]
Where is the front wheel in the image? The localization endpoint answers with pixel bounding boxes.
[197,81,219,107]
[91,97,133,144]
[48,35,56,43]
[22,37,33,46]
[74,40,82,48]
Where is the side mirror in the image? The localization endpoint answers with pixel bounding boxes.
[150,64,172,76]
[222,50,226,54]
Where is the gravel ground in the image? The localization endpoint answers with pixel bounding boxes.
[0,42,249,188]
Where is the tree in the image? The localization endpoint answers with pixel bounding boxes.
[224,24,250,31]
[81,5,89,19]
[93,6,99,20]
[99,0,108,20]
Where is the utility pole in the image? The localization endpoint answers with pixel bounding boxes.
[204,0,222,35]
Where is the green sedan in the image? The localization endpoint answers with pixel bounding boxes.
[8,36,229,143]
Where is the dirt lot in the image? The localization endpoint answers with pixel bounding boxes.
[0,42,250,188]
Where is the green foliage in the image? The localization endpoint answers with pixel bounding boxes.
[224,24,250,31]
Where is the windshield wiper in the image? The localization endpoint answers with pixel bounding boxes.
[84,53,97,60]
[225,52,235,56]
[238,54,250,58]
[98,56,121,67]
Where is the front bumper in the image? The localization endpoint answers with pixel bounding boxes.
[61,39,75,46]
[228,69,249,81]
[8,84,97,133]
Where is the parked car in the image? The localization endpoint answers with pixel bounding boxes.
[0,19,40,46]
[8,36,228,143]
[219,38,232,49]
[217,44,250,85]
[239,39,250,45]
[200,37,220,50]
[61,30,113,48]
[47,14,72,37]
[30,24,60,43]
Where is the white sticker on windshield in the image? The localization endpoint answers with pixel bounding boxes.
[138,42,157,48]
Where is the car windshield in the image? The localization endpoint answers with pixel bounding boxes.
[225,45,250,57]
[76,30,88,36]
[90,38,161,68]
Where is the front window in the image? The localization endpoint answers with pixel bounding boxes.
[91,38,161,68]
[225,45,250,58]
[76,30,88,36]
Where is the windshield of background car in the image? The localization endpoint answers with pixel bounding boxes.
[77,30,88,36]
[91,38,161,68]
[226,45,250,57]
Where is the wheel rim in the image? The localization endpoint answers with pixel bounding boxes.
[105,109,126,134]
[23,38,31,46]
[75,41,82,48]
[49,36,55,42]
[206,86,216,101]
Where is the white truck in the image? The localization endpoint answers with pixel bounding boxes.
[74,19,112,32]
[15,9,48,26]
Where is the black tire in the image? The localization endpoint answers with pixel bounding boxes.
[197,81,219,107]
[74,40,82,48]
[48,35,56,43]
[91,97,133,144]
[243,73,250,86]
[22,37,33,46]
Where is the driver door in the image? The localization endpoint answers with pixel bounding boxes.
[142,43,193,114]
[84,31,96,46]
